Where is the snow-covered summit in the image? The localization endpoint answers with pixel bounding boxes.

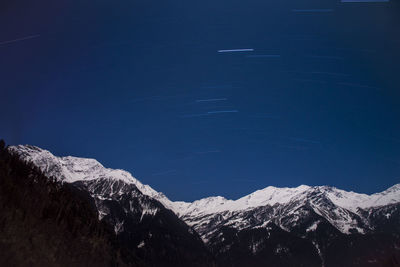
[8,144,400,220]
[9,145,135,184]
[316,184,400,213]
[8,145,177,209]
[7,144,400,264]
[174,184,400,217]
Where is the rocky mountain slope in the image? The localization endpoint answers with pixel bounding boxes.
[2,143,212,267]
[6,144,400,266]
[0,142,139,267]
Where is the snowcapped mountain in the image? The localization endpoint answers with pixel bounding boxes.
[176,184,400,236]
[9,145,399,217]
[177,184,400,216]
[10,144,399,234]
[7,145,212,266]
[8,144,400,267]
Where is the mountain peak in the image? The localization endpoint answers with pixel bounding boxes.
[381,183,400,193]
[9,145,136,185]
[9,144,400,223]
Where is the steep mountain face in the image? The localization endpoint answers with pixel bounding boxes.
[72,179,213,266]
[0,143,139,267]
[6,145,213,267]
[7,144,400,267]
[177,188,400,267]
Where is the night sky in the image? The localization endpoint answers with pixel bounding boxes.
[1,0,400,201]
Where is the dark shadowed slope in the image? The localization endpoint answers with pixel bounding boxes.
[0,140,214,267]
[3,141,400,267]
[0,140,139,267]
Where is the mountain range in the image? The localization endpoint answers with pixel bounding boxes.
[1,143,399,266]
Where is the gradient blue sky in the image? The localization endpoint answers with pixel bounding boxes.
[1,0,399,201]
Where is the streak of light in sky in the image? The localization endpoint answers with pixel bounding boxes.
[218,49,254,53]
[0,34,41,46]
[292,9,334,13]
[341,0,388,2]
[196,98,227,102]
[207,110,239,114]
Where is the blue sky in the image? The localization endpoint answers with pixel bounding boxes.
[1,0,399,201]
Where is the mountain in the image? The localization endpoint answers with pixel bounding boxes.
[176,185,400,266]
[5,144,400,266]
[0,142,139,267]
[2,144,213,267]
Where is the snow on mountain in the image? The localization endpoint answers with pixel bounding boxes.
[8,145,174,213]
[8,145,167,196]
[8,145,133,184]
[174,184,400,218]
[8,144,400,235]
[317,184,400,213]
[179,185,312,217]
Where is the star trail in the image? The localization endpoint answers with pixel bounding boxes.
[1,0,399,201]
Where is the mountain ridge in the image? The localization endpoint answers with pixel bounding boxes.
[4,143,214,266]
[9,144,400,219]
[6,144,400,266]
